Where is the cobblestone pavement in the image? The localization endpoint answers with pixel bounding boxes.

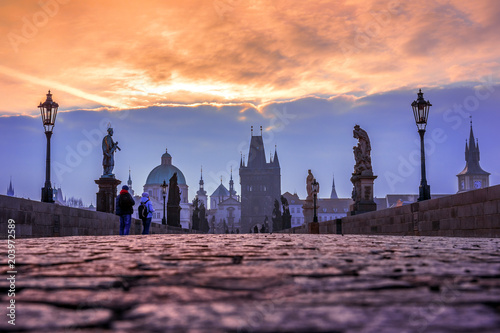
[1,234,500,332]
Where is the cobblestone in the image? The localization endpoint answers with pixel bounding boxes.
[1,234,500,332]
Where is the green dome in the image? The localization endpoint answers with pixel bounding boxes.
[145,164,186,185]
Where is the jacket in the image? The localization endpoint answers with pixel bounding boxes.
[116,190,135,216]
[140,196,155,219]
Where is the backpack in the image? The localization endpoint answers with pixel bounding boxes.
[138,200,149,220]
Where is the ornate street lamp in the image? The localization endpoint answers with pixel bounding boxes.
[161,179,168,225]
[39,90,59,203]
[312,179,319,223]
[411,89,432,201]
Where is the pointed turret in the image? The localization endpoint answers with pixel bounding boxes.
[273,145,280,168]
[330,173,338,199]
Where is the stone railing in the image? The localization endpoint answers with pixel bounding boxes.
[0,195,201,239]
[278,184,500,238]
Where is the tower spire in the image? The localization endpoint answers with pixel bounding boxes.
[229,166,235,197]
[330,173,338,199]
[7,176,14,197]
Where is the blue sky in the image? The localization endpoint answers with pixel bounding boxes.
[2,84,499,205]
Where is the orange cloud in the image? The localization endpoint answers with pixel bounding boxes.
[0,0,499,115]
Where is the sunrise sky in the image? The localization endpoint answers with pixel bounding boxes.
[1,0,499,205]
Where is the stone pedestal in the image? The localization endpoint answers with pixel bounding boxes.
[167,205,181,228]
[95,177,121,214]
[302,198,320,234]
[302,198,314,224]
[349,174,377,216]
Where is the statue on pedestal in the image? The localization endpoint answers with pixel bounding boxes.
[350,125,377,215]
[102,127,120,178]
[353,124,372,176]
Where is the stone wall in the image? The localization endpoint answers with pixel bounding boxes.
[0,195,199,239]
[278,185,500,237]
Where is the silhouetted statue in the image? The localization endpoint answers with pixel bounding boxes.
[272,199,282,232]
[253,225,259,233]
[199,202,209,233]
[167,172,181,227]
[191,198,200,230]
[102,127,120,177]
[306,169,314,199]
[353,125,372,176]
[281,196,292,230]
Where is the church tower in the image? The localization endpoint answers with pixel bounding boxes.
[239,126,281,233]
[196,167,208,207]
[457,119,490,192]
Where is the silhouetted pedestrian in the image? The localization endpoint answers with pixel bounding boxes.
[140,192,155,234]
[116,185,135,235]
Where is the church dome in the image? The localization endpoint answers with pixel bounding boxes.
[145,149,186,185]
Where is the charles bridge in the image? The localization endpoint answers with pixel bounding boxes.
[1,177,500,332]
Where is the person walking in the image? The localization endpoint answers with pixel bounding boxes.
[116,185,135,235]
[140,192,155,235]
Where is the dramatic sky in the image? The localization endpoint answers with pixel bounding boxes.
[1,0,499,205]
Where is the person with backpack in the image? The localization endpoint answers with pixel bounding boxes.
[139,192,155,235]
[116,185,135,235]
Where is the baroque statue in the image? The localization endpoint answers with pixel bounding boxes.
[353,124,372,176]
[102,127,120,177]
[306,169,315,199]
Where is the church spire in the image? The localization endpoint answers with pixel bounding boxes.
[7,177,14,197]
[229,166,236,197]
[330,173,338,199]
[196,166,207,205]
[127,168,134,196]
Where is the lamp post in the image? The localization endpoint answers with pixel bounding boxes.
[312,179,319,223]
[411,89,432,201]
[39,90,59,203]
[161,179,168,225]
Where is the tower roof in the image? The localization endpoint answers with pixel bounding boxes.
[146,149,186,185]
[211,183,230,198]
[457,120,490,176]
[247,135,266,168]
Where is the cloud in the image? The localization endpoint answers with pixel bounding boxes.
[0,0,499,115]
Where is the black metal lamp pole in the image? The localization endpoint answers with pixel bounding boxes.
[161,180,168,225]
[412,89,432,201]
[39,90,59,203]
[312,179,319,223]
